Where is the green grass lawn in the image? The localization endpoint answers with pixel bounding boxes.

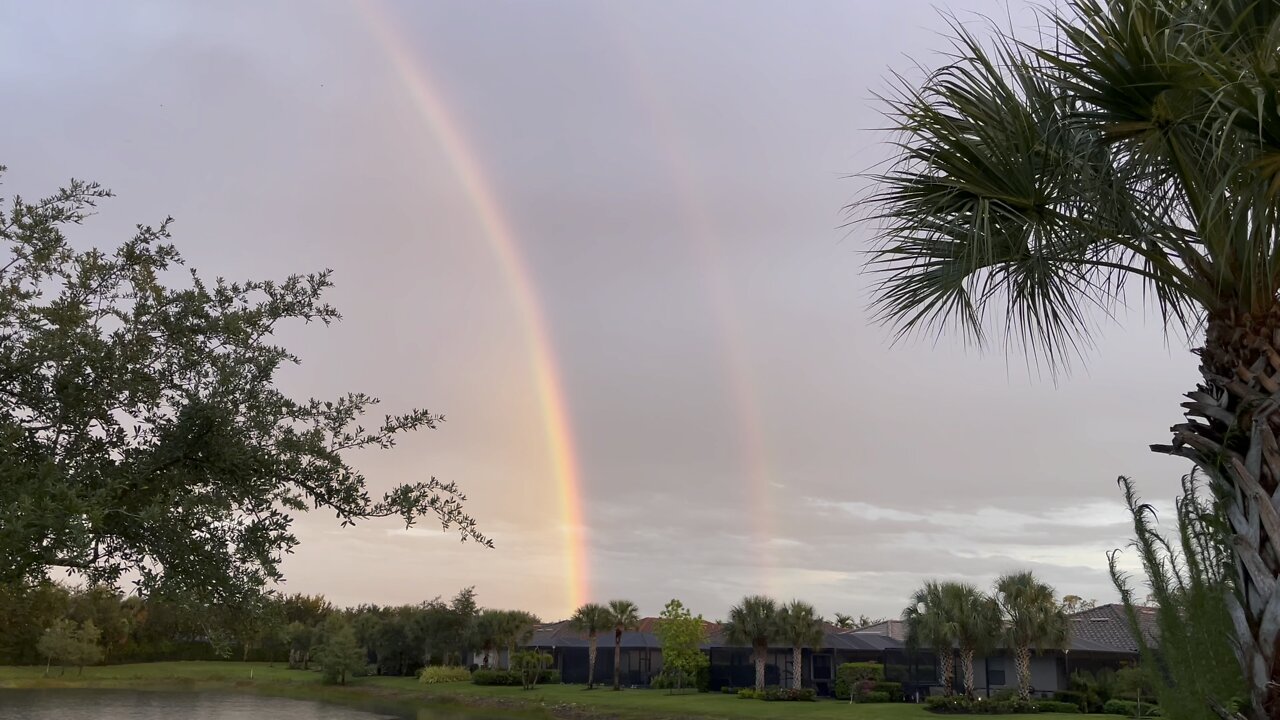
[0,661,1113,720]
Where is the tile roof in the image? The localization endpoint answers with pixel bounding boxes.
[527,619,904,652]
[525,605,1157,657]
[854,619,907,641]
[1066,604,1158,654]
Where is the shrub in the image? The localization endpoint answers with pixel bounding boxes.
[859,691,891,703]
[419,666,472,684]
[877,681,904,701]
[1034,701,1081,713]
[721,686,737,694]
[1103,699,1160,717]
[1053,691,1088,711]
[924,696,1041,714]
[834,662,887,700]
[736,687,814,701]
[991,689,1017,702]
[472,668,559,686]
[473,669,521,686]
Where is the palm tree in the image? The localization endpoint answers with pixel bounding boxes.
[606,599,639,691]
[995,572,1068,701]
[903,581,957,696]
[569,603,610,689]
[865,2,1280,715]
[833,613,855,629]
[775,600,824,690]
[498,610,540,671]
[947,583,1001,699]
[723,595,778,692]
[471,609,502,669]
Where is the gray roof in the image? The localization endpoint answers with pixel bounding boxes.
[526,619,901,652]
[1066,604,1157,655]
[525,605,1157,657]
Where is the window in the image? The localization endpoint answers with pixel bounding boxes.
[987,659,1006,686]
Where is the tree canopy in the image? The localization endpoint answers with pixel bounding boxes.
[0,168,489,604]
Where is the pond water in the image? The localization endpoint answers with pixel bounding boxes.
[0,689,515,720]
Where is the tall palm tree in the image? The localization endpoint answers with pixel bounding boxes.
[723,595,778,692]
[471,609,502,669]
[995,572,1068,701]
[569,602,610,689]
[775,600,824,690]
[903,581,957,696]
[947,583,1001,699]
[865,2,1280,715]
[606,599,639,691]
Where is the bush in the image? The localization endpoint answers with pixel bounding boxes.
[1103,699,1160,717]
[473,669,521,686]
[924,696,1040,714]
[859,691,891,703]
[1053,691,1087,711]
[737,687,814,701]
[721,686,737,694]
[877,681,904,701]
[471,668,559,686]
[419,666,472,684]
[1034,701,1080,713]
[991,689,1017,702]
[834,662,888,700]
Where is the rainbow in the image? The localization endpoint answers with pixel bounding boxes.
[356,1,590,612]
[603,20,781,594]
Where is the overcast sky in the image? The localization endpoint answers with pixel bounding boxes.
[1,0,1196,621]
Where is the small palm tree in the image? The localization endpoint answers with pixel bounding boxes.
[833,613,855,629]
[903,581,957,696]
[499,610,540,671]
[947,583,1001,699]
[606,599,640,691]
[775,600,824,690]
[865,2,1280,714]
[995,572,1068,701]
[723,595,778,692]
[569,602,610,689]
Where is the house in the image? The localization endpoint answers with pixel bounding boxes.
[522,603,1154,697]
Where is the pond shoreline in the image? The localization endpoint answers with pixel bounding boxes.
[0,674,670,720]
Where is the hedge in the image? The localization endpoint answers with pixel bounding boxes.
[859,691,891,703]
[1103,699,1161,717]
[736,687,816,701]
[419,666,472,684]
[925,696,1039,714]
[472,669,560,686]
[1034,700,1081,713]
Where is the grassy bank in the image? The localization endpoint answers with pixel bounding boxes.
[0,662,1106,720]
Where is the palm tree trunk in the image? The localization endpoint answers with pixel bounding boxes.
[938,651,954,697]
[792,645,803,690]
[1151,309,1280,719]
[613,629,622,690]
[587,635,597,689]
[1015,646,1031,701]
[961,647,975,698]
[754,645,766,691]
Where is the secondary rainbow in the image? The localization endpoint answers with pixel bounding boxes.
[603,17,782,594]
[357,1,590,612]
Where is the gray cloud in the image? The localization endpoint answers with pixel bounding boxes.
[3,0,1197,620]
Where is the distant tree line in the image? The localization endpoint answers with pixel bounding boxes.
[0,582,538,680]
